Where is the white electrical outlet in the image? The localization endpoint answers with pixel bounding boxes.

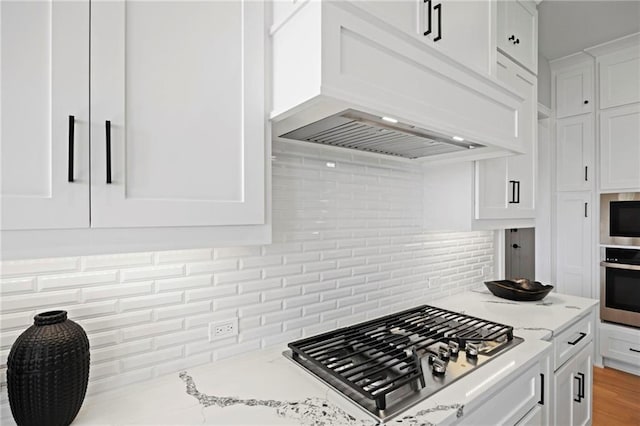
[209,317,239,341]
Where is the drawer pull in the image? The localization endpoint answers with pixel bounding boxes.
[68,115,75,182]
[577,372,585,400]
[573,373,584,403]
[630,348,640,353]
[106,120,112,184]
[568,332,587,346]
[538,373,545,405]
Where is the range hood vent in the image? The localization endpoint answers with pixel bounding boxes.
[279,109,485,159]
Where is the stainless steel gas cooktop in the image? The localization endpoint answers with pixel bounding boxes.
[284,305,523,422]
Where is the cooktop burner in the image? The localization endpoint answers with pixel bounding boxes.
[283,305,523,422]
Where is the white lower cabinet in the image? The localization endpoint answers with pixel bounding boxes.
[600,322,640,375]
[515,404,543,426]
[553,342,593,426]
[456,349,550,426]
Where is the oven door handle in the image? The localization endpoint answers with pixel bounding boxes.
[600,261,640,271]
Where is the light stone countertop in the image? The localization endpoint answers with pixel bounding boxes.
[6,290,599,426]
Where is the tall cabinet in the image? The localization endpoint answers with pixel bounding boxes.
[551,54,595,298]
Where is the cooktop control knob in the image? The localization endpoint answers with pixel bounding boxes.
[448,340,459,356]
[432,357,447,375]
[466,342,479,358]
[438,346,450,361]
[427,353,436,365]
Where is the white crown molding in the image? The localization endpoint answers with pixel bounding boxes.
[584,32,640,57]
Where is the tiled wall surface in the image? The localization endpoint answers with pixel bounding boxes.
[0,140,493,412]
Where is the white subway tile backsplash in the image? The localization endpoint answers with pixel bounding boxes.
[0,140,494,405]
[82,282,154,302]
[1,289,80,313]
[82,253,153,271]
[120,265,184,282]
[156,249,212,265]
[82,311,153,334]
[121,319,183,341]
[1,257,79,277]
[0,277,35,295]
[38,271,118,291]
[92,339,153,363]
[154,301,211,321]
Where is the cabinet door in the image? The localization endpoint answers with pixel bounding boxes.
[556,192,592,298]
[354,0,492,74]
[556,115,594,192]
[553,343,593,426]
[599,47,640,109]
[556,65,593,118]
[476,53,535,219]
[600,104,640,191]
[497,0,537,74]
[90,1,265,228]
[1,0,90,230]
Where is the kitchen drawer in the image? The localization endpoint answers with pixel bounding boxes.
[553,313,593,371]
[600,323,640,367]
[456,360,541,425]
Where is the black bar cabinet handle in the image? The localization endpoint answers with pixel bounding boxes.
[568,332,587,346]
[573,374,582,402]
[516,181,521,204]
[577,372,585,399]
[584,202,588,218]
[423,0,432,36]
[538,373,545,405]
[433,3,442,42]
[105,120,112,184]
[585,166,588,181]
[630,348,640,353]
[68,115,75,182]
[509,180,517,204]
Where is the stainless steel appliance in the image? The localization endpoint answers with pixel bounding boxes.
[600,192,640,246]
[284,305,523,422]
[601,248,640,328]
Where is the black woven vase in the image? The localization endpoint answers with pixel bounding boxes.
[7,311,90,426]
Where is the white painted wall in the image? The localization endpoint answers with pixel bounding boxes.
[0,140,494,417]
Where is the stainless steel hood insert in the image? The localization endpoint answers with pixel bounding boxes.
[279,109,485,159]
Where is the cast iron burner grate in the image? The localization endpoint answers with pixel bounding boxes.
[288,305,514,412]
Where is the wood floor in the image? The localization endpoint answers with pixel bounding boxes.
[593,366,640,426]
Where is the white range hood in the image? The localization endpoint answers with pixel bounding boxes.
[270,1,526,163]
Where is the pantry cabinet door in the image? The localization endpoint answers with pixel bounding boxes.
[556,191,592,298]
[90,0,265,228]
[1,0,90,230]
[556,115,594,192]
[600,104,640,191]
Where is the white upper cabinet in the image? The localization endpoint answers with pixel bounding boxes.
[555,64,594,118]
[598,46,640,109]
[600,104,640,191]
[351,0,492,74]
[497,0,538,74]
[2,1,264,230]
[556,115,594,192]
[476,53,536,219]
[1,1,90,230]
[90,1,265,228]
[1,1,268,256]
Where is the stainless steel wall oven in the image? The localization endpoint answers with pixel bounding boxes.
[600,248,640,328]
